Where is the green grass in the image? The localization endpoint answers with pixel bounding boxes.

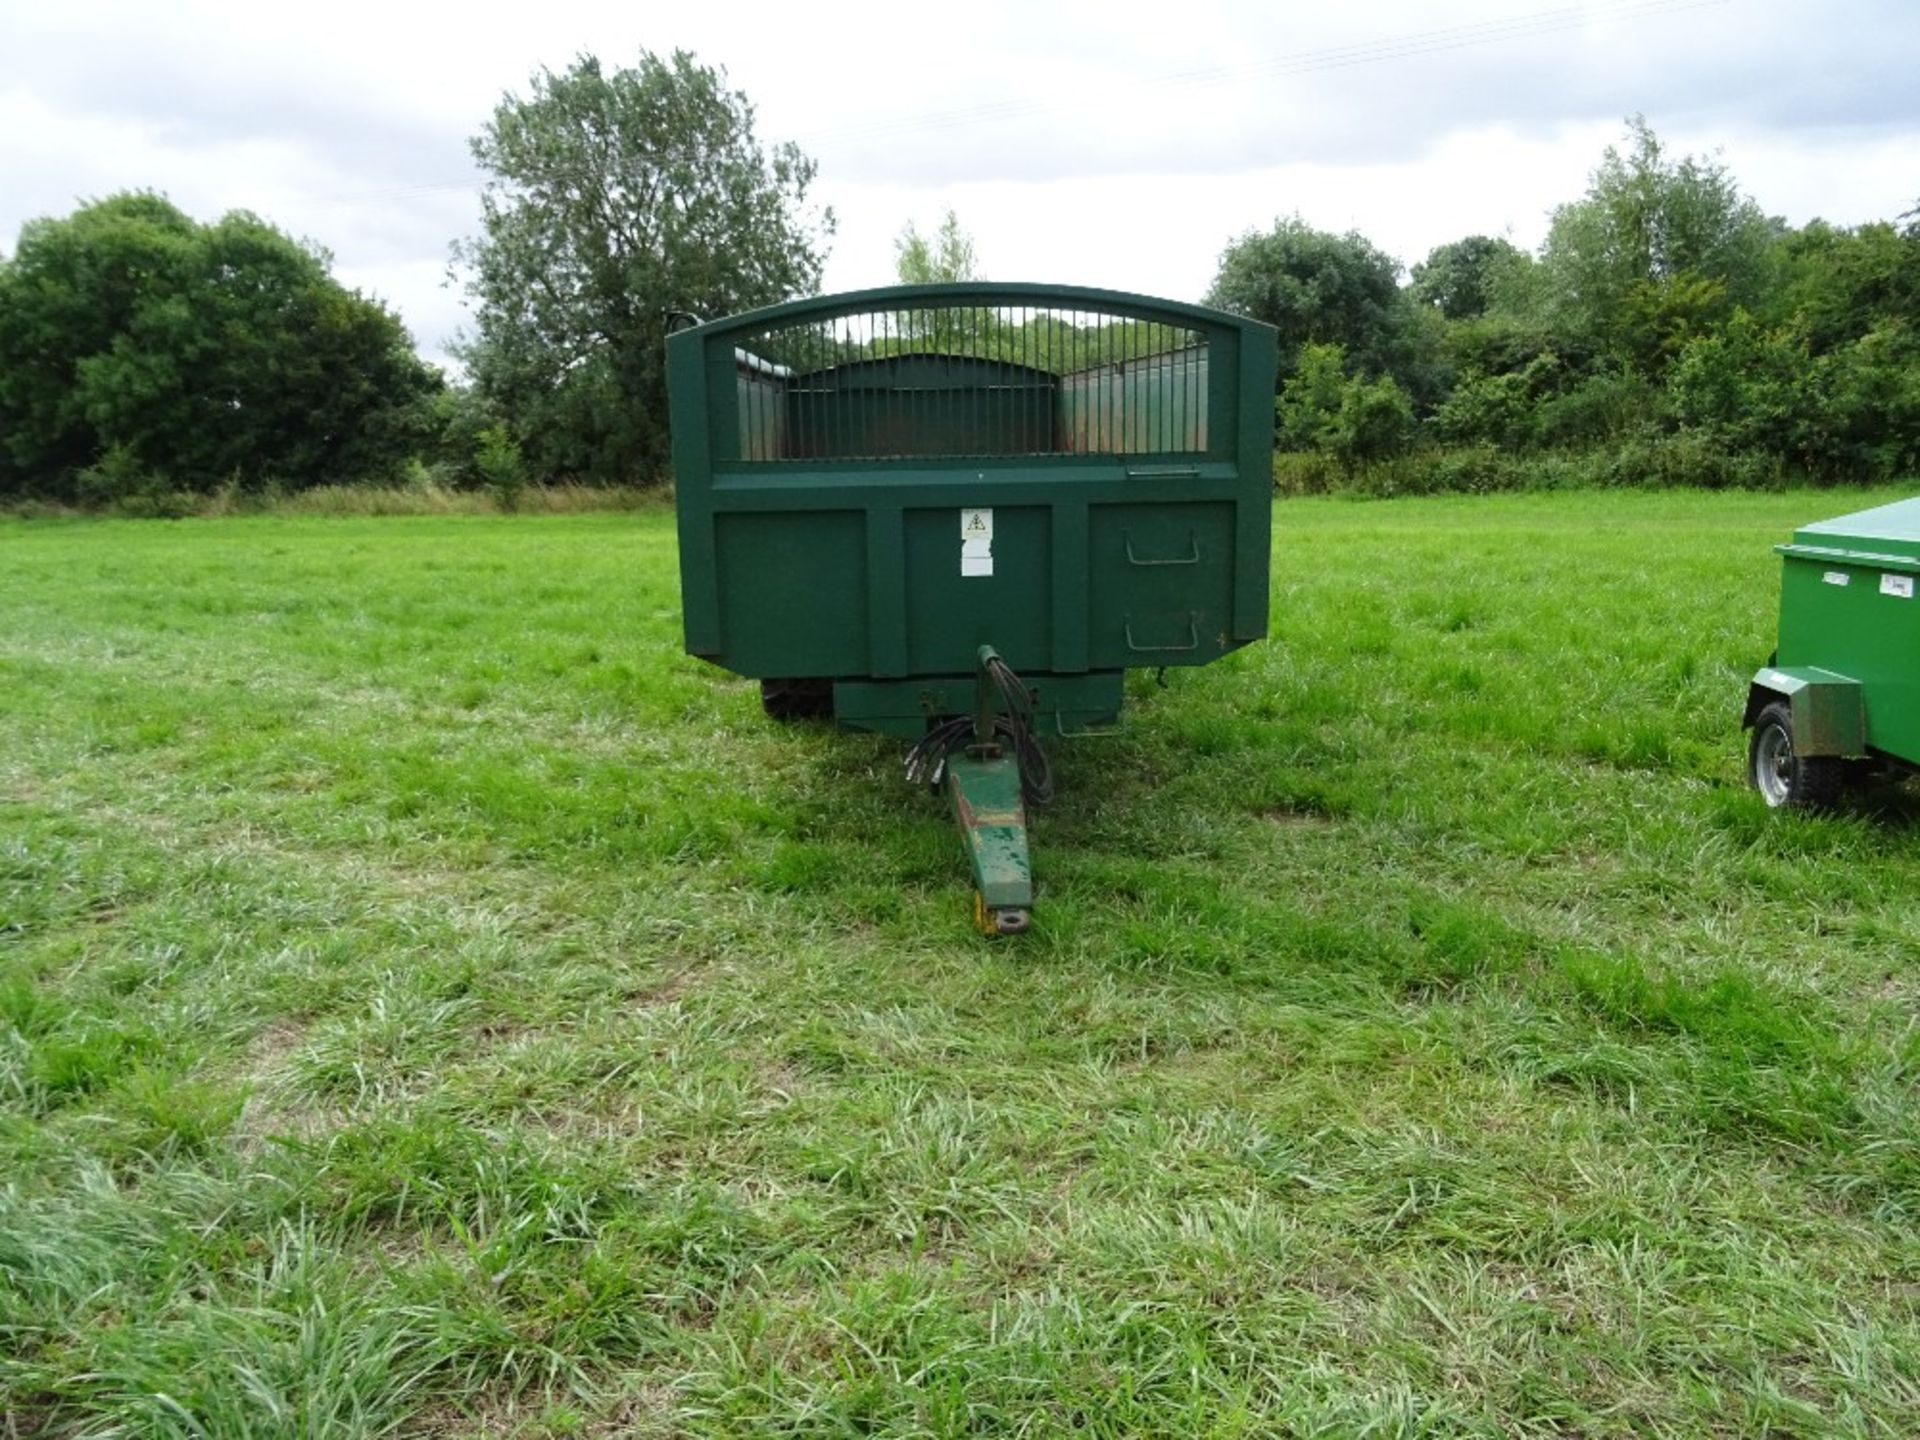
[2,491,1916,1437]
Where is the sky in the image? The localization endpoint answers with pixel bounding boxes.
[2,0,1915,372]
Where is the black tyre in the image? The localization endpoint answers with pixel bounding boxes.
[759,678,833,722]
[1748,700,1844,810]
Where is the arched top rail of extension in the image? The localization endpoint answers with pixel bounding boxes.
[671,283,1277,468]
[677,282,1271,345]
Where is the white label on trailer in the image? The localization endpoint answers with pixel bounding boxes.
[1881,573,1914,599]
[1823,571,1851,586]
[961,507,993,577]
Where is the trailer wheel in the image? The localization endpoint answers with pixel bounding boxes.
[1749,700,1843,810]
[760,678,833,722]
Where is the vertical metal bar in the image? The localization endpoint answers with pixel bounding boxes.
[1027,307,1036,453]
[968,301,978,454]
[1048,307,1058,452]
[1013,307,1029,453]
[1059,310,1068,452]
[1182,336,1198,453]
[1083,309,1092,452]
[1183,330,1193,451]
[1153,326,1164,453]
[1156,325,1167,452]
[1147,325,1155,454]
[1144,324,1159,453]
[1099,312,1108,454]
[1040,306,1048,454]
[1075,311,1090,456]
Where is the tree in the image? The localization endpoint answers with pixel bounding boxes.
[1538,116,1776,368]
[455,50,833,484]
[894,209,980,284]
[1410,235,1527,320]
[1204,217,1426,392]
[0,193,437,499]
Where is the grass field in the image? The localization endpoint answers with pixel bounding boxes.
[2,491,1917,1437]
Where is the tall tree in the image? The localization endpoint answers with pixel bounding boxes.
[1410,235,1527,320]
[894,209,980,284]
[1204,217,1424,390]
[1538,116,1776,368]
[455,50,833,483]
[0,193,437,499]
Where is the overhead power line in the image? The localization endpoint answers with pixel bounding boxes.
[797,0,1729,146]
[313,0,1732,208]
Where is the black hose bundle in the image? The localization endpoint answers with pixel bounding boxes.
[903,655,1055,807]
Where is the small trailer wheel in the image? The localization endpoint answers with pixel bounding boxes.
[1749,701,1844,810]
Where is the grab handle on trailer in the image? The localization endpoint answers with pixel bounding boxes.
[1123,529,1200,566]
[1124,613,1201,653]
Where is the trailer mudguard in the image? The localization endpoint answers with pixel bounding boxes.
[1744,665,1866,757]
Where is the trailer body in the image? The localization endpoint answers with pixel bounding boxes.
[667,284,1278,739]
[1746,497,1920,805]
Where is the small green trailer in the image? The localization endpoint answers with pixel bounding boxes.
[666,283,1278,930]
[1745,497,1920,807]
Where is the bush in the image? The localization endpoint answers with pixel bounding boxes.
[1532,366,1655,448]
[0,193,441,502]
[72,445,195,517]
[474,426,527,511]
[1276,344,1417,472]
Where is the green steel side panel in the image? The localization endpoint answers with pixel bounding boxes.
[1749,664,1866,757]
[667,328,720,655]
[787,355,1058,458]
[1058,349,1207,452]
[1792,497,1920,562]
[904,505,1052,674]
[1232,326,1276,642]
[1087,502,1237,669]
[736,368,786,462]
[713,511,869,677]
[1775,546,1920,764]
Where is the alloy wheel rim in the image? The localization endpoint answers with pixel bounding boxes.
[1755,723,1794,806]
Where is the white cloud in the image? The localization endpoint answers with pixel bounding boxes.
[4,0,1916,370]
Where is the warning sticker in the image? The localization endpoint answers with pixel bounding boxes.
[1881,573,1914,599]
[961,507,993,577]
[1823,571,1850,586]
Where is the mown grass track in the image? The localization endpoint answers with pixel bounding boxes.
[1,492,1916,1437]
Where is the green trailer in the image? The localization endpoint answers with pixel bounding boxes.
[666,283,1278,930]
[1745,496,1920,807]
